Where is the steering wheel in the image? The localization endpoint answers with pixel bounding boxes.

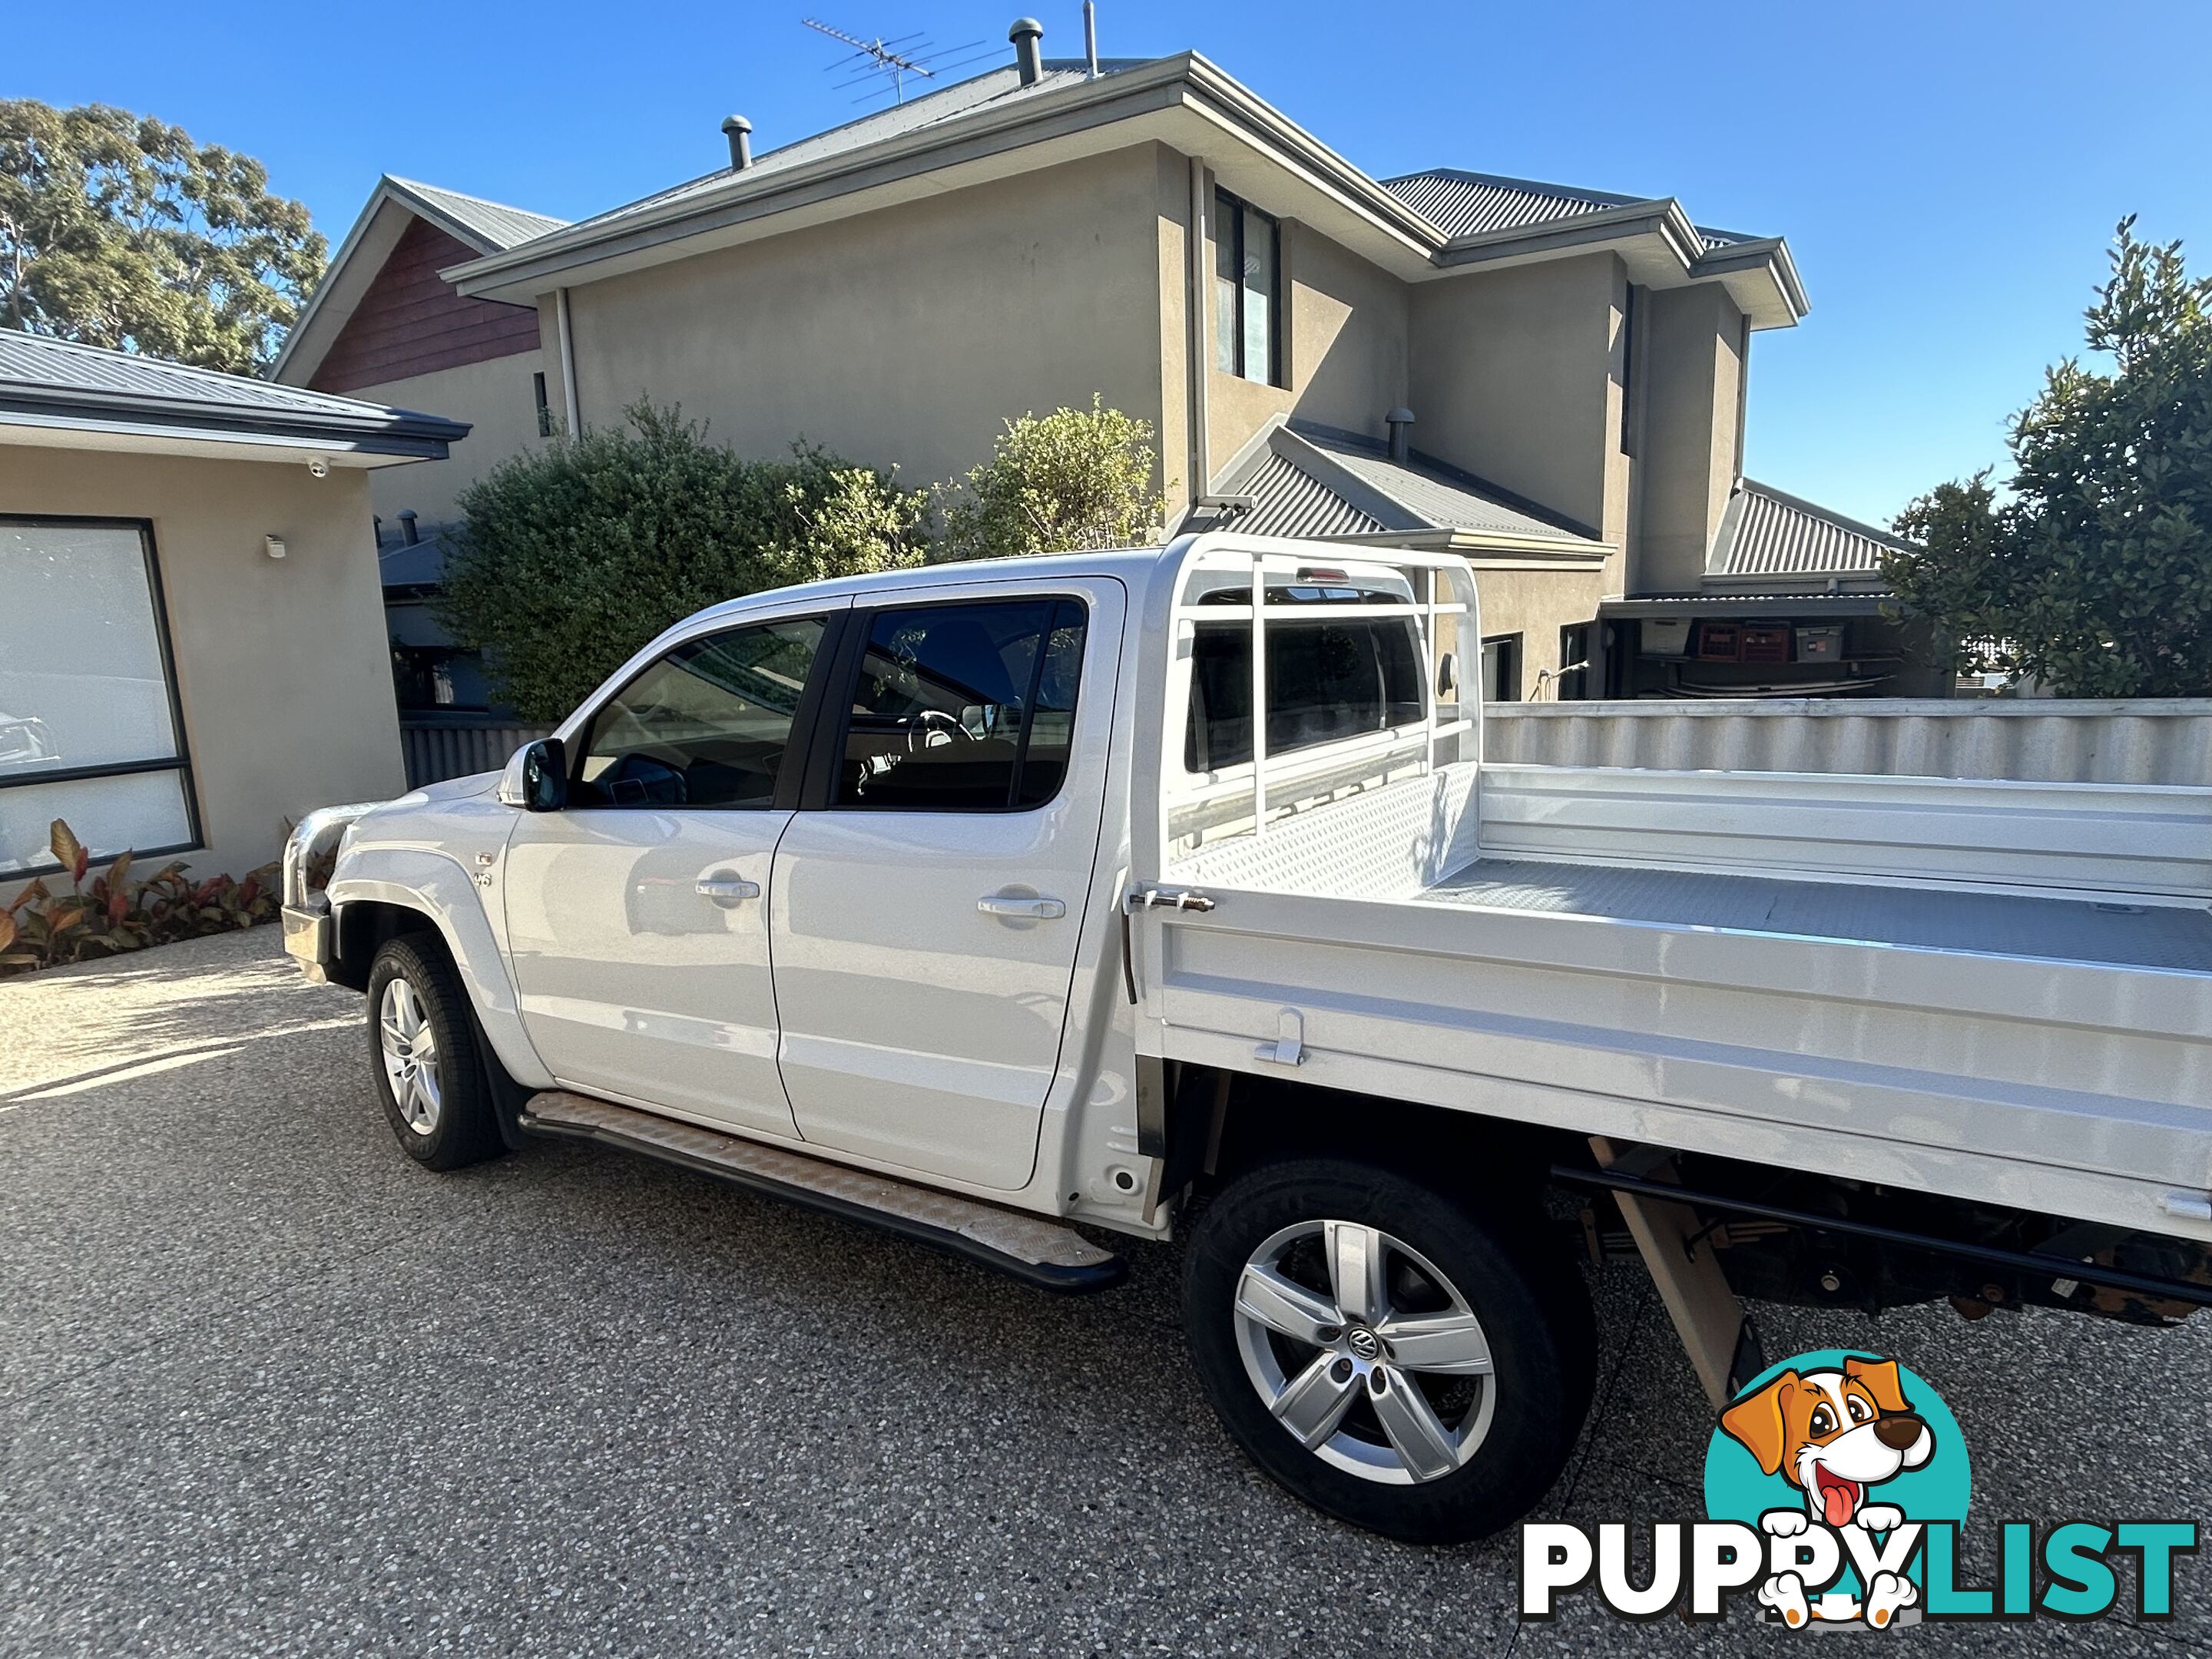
[903,708,979,753]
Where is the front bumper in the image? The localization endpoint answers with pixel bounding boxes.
[282,902,333,982]
[280,800,387,985]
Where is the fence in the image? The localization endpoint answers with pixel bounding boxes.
[399,719,552,790]
[397,701,2212,793]
[1483,699,2212,786]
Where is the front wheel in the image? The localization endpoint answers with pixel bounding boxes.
[366,935,504,1171]
[1182,1159,1594,1543]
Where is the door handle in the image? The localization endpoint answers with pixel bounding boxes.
[696,876,760,906]
[978,894,1066,920]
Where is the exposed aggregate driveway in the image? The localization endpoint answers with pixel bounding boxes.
[2,928,2205,1657]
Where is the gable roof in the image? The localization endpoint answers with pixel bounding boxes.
[270,175,567,386]
[1207,418,1609,558]
[1380,169,1754,254]
[382,177,568,253]
[445,51,1805,329]
[1707,479,1909,585]
[0,331,466,462]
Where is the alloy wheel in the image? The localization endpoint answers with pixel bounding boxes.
[1231,1218,1498,1485]
[377,976,443,1135]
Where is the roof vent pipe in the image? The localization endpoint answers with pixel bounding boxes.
[721,114,753,171]
[398,508,419,545]
[1385,407,1416,464]
[1009,17,1044,85]
[1082,1,1098,78]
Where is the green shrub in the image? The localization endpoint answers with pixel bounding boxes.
[439,402,929,720]
[0,820,278,976]
[935,396,1167,563]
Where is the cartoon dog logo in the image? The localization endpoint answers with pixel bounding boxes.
[1719,1356,1935,1628]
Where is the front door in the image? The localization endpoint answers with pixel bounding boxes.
[505,607,839,1134]
[770,581,1120,1189]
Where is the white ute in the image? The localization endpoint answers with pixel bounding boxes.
[284,532,2212,1541]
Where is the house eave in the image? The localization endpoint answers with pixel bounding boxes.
[1321,528,1611,564]
[444,51,1798,320]
[1429,201,1803,326]
[448,56,1235,300]
[1598,591,1894,618]
[0,388,467,461]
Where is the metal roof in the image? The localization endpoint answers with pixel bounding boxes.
[1234,449,1388,538]
[439,53,1802,329]
[1216,420,1608,554]
[382,177,568,253]
[377,525,455,590]
[554,60,1154,244]
[1380,169,1757,252]
[1709,479,1910,579]
[0,332,467,456]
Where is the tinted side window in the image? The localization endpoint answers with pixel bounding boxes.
[835,598,1088,811]
[1186,617,1423,771]
[575,615,826,807]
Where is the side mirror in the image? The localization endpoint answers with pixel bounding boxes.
[499,737,568,811]
[1435,651,1459,697]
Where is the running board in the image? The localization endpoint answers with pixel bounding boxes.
[518,1091,1126,1293]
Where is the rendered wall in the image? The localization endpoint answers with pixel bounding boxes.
[1195,202,1413,488]
[0,444,406,879]
[1467,565,1611,700]
[1633,284,1748,595]
[1408,254,1629,576]
[348,351,547,527]
[561,150,1168,498]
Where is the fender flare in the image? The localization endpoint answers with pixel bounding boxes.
[330,849,554,1090]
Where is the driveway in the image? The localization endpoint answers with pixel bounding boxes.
[2,929,2203,1657]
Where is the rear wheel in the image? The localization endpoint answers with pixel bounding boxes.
[366,935,503,1171]
[1182,1158,1594,1543]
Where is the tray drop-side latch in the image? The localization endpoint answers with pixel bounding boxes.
[1254,1007,1305,1067]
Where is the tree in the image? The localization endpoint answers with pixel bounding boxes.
[1883,218,2212,697]
[0,100,326,373]
[935,396,1167,562]
[439,402,928,720]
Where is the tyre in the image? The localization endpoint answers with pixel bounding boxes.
[365,935,505,1171]
[1182,1158,1594,1544]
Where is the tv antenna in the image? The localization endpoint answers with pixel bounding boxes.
[800,18,993,104]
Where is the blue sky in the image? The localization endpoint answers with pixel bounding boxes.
[14,1,2210,527]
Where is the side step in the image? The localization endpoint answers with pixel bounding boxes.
[518,1091,1126,1293]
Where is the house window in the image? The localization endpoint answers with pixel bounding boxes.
[0,517,196,876]
[532,371,555,438]
[1481,633,1523,704]
[1213,189,1280,385]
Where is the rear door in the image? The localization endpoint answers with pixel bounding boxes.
[768,578,1122,1189]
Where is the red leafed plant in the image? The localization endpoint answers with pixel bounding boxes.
[0,820,279,977]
